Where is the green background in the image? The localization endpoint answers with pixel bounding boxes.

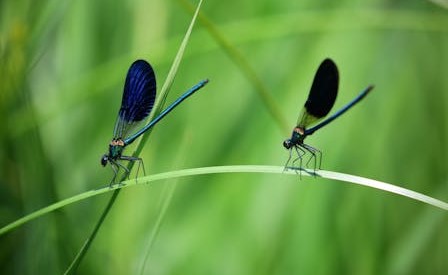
[1,0,447,274]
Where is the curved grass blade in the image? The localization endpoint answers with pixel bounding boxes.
[1,165,447,238]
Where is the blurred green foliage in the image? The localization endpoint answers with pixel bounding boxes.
[1,0,447,274]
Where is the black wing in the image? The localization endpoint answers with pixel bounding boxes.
[297,58,339,128]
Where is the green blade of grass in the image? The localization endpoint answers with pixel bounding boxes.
[135,0,204,157]
[178,0,290,133]
[428,0,448,9]
[1,165,446,237]
[138,131,193,275]
[63,0,205,273]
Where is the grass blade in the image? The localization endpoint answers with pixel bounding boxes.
[178,0,289,133]
[2,165,446,238]
[63,1,205,273]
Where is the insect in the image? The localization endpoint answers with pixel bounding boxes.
[283,58,373,172]
[101,59,208,183]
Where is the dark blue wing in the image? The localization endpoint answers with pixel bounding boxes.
[113,60,156,139]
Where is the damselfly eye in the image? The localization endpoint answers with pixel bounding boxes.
[101,155,108,166]
[283,140,292,149]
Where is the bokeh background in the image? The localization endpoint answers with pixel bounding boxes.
[1,0,447,274]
